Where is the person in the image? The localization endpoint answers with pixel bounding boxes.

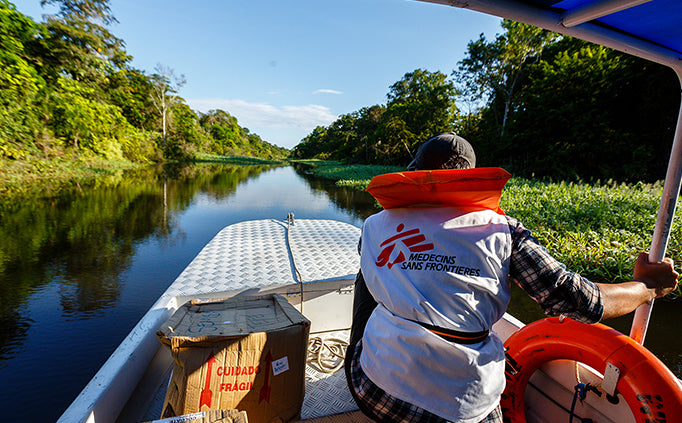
[344,132,679,423]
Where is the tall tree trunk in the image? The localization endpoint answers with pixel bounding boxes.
[501,66,523,139]
[162,90,167,148]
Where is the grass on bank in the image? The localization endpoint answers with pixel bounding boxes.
[193,152,286,165]
[0,155,142,198]
[0,153,286,199]
[502,179,678,287]
[301,160,681,293]
[289,159,402,189]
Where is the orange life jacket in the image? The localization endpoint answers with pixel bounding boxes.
[366,167,511,213]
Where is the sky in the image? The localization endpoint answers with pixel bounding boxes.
[14,0,503,149]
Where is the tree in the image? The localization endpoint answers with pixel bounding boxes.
[291,126,327,159]
[40,16,128,88]
[380,69,458,164]
[0,0,44,156]
[293,70,458,165]
[196,109,287,158]
[37,0,127,92]
[150,64,185,151]
[1,0,278,164]
[507,38,679,181]
[50,76,143,159]
[353,105,385,163]
[164,102,207,159]
[41,0,117,24]
[455,20,556,138]
[199,109,242,153]
[106,67,157,131]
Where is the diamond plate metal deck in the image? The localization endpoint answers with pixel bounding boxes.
[162,219,361,299]
[302,331,359,420]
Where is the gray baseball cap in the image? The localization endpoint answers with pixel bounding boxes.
[407,132,476,171]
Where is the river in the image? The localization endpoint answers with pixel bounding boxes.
[0,162,679,422]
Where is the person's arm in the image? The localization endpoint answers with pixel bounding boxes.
[508,217,678,324]
[598,252,678,320]
[508,218,603,323]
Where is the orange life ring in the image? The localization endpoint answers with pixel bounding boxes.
[501,317,682,423]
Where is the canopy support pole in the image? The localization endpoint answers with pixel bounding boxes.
[560,0,652,28]
[630,69,682,344]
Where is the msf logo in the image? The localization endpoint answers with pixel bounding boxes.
[375,223,434,269]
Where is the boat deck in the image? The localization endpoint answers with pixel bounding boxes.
[300,331,359,420]
[112,219,365,422]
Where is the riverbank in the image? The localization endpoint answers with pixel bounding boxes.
[295,160,681,293]
[0,156,143,198]
[0,153,287,199]
[288,159,401,189]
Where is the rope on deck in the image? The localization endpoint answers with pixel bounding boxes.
[307,336,349,373]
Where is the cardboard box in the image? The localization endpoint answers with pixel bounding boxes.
[157,294,311,423]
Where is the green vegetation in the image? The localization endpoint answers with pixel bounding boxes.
[2,1,679,292]
[0,0,288,175]
[292,69,458,166]
[194,152,285,166]
[0,155,141,199]
[290,159,401,189]
[502,179,680,287]
[4,1,677,187]
[293,21,679,184]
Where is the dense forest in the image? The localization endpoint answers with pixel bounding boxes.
[0,0,287,164]
[3,0,679,182]
[292,20,680,183]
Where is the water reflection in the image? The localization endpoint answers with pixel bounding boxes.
[292,164,378,222]
[0,163,280,361]
[0,161,377,423]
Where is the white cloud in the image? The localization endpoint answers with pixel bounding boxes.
[187,98,337,131]
[313,89,343,95]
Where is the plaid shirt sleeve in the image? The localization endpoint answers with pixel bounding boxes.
[507,216,604,324]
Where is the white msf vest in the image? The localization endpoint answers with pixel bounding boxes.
[359,205,512,423]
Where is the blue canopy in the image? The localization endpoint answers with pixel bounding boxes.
[419,0,682,71]
[549,0,682,56]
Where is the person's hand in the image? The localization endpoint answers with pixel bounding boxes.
[633,252,679,299]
